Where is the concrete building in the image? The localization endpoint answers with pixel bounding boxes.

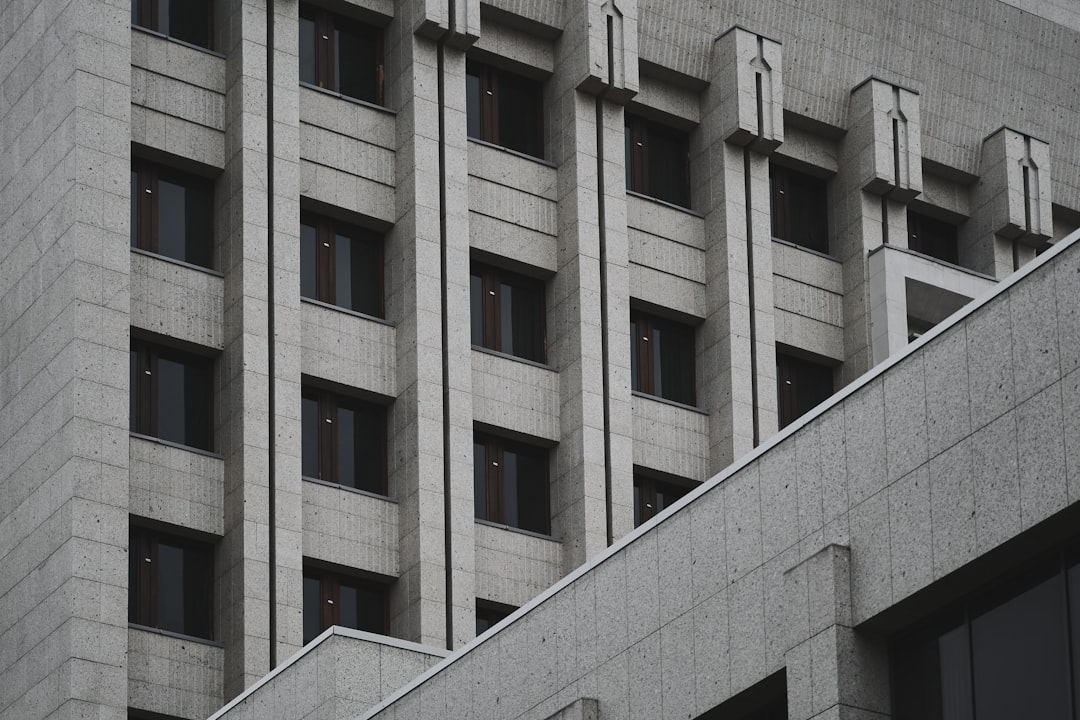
[0,0,1078,717]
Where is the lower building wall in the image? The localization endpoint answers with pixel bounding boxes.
[128,628,224,720]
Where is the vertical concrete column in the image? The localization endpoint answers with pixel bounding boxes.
[549,0,637,568]
[784,545,891,720]
[0,1,132,717]
[964,127,1053,278]
[219,0,272,697]
[385,0,477,649]
[268,0,305,664]
[697,27,782,472]
[836,78,921,380]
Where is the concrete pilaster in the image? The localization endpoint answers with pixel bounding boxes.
[697,27,782,472]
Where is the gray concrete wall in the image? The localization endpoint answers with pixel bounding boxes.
[360,229,1080,720]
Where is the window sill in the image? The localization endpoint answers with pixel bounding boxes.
[626,190,704,218]
[299,82,395,115]
[467,137,556,168]
[299,297,395,327]
[131,247,224,277]
[475,518,560,542]
[131,25,225,58]
[868,243,996,281]
[771,237,838,262]
[631,391,709,415]
[302,476,396,502]
[471,345,556,372]
[129,623,224,647]
[130,432,223,459]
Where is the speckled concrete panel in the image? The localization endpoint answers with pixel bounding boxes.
[130,251,225,349]
[129,436,224,535]
[130,67,225,132]
[631,395,709,481]
[299,302,396,398]
[626,196,706,251]
[628,262,705,319]
[302,481,399,577]
[473,523,562,608]
[128,628,224,720]
[471,350,560,442]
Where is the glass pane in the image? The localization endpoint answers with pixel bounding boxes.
[465,70,481,140]
[182,544,211,638]
[510,282,543,362]
[652,326,663,397]
[633,481,642,527]
[1070,560,1080,720]
[971,573,1069,720]
[351,405,383,494]
[470,273,483,347]
[515,448,548,534]
[302,394,319,478]
[787,172,828,253]
[657,323,694,405]
[938,623,973,720]
[646,125,688,207]
[336,404,356,488]
[339,583,359,630]
[500,282,514,354]
[630,320,639,392]
[339,232,380,316]
[183,182,210,267]
[299,15,316,86]
[497,72,541,157]
[335,232,352,310]
[156,178,186,262]
[130,349,138,432]
[168,0,211,49]
[156,541,185,633]
[183,359,211,450]
[300,222,317,300]
[473,442,487,520]
[303,575,321,644]
[156,355,186,445]
[336,25,378,103]
[502,450,519,528]
[130,170,139,247]
[355,584,384,634]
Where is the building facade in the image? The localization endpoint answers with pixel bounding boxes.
[0,0,1078,717]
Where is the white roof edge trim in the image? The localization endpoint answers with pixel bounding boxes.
[359,226,1080,720]
[206,627,449,720]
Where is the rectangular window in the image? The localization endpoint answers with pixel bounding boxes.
[625,114,691,208]
[469,264,546,363]
[770,164,829,254]
[299,4,384,105]
[303,566,388,644]
[130,339,213,451]
[302,388,387,495]
[776,351,835,429]
[465,61,544,159]
[473,435,550,535]
[475,600,516,636]
[300,212,384,317]
[129,526,213,639]
[131,161,213,268]
[633,473,694,527]
[630,310,696,406]
[131,0,214,50]
[908,210,959,265]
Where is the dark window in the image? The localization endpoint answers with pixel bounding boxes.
[465,62,543,158]
[129,526,213,639]
[130,340,213,451]
[630,311,695,405]
[302,388,387,495]
[475,600,516,636]
[300,213,384,317]
[776,351,834,429]
[303,567,388,644]
[299,5,384,105]
[131,162,213,268]
[893,545,1080,720]
[470,264,546,363]
[473,435,549,535]
[908,210,959,265]
[633,473,694,527]
[770,164,829,254]
[131,0,214,50]
[625,114,691,208]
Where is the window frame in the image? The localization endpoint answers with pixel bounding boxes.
[465,61,544,159]
[630,310,697,406]
[303,565,389,644]
[131,0,216,50]
[129,525,214,640]
[769,163,830,255]
[473,434,551,535]
[475,599,517,636]
[625,113,691,209]
[130,339,214,452]
[301,387,388,496]
[300,211,385,318]
[299,4,385,106]
[470,263,547,364]
[776,350,835,429]
[633,472,695,527]
[131,160,214,269]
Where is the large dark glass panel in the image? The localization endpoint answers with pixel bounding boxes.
[465,71,481,140]
[167,0,212,49]
[938,624,974,720]
[303,575,321,644]
[336,231,380,315]
[156,355,186,445]
[130,349,138,431]
[502,450,519,528]
[300,222,317,300]
[156,541,185,633]
[470,273,483,346]
[353,407,382,494]
[1070,559,1080,720]
[337,404,356,488]
[630,320,639,393]
[157,179,186,262]
[508,283,543,362]
[473,442,487,520]
[184,183,211,267]
[355,584,385,633]
[909,211,959,265]
[299,15,316,86]
[184,361,210,450]
[505,447,548,534]
[131,171,138,247]
[336,25,378,103]
[302,394,319,478]
[646,126,688,207]
[632,482,642,527]
[971,573,1070,720]
[498,72,541,157]
[656,323,694,405]
[339,583,358,631]
[182,544,211,638]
